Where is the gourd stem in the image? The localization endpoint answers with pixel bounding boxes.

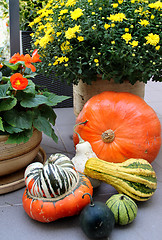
[120,195,125,200]
[82,193,95,206]
[102,129,115,143]
[73,120,88,143]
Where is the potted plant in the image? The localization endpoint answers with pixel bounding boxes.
[29,0,161,115]
[0,48,69,177]
[0,0,73,106]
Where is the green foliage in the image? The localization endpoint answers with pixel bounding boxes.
[30,0,162,85]
[0,51,70,144]
[0,0,48,31]
[19,0,48,31]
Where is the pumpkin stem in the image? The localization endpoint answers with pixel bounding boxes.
[74,120,88,144]
[101,129,115,143]
[82,193,95,207]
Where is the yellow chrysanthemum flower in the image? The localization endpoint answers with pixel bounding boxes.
[61,41,71,53]
[66,0,76,7]
[56,32,62,37]
[104,23,111,30]
[145,33,160,46]
[155,45,160,50]
[121,33,132,43]
[29,22,35,27]
[33,17,42,24]
[148,1,162,10]
[71,8,83,20]
[130,41,138,47]
[138,19,149,27]
[108,13,126,22]
[151,15,155,19]
[60,9,68,15]
[94,59,99,63]
[65,25,81,39]
[77,36,84,42]
[112,3,118,8]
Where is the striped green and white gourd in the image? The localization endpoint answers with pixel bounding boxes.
[106,194,138,225]
[25,153,78,198]
[84,158,157,201]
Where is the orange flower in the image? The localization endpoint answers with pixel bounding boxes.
[23,54,36,72]
[9,50,41,72]
[0,63,3,68]
[23,50,41,72]
[10,73,28,90]
[32,49,41,63]
[9,53,25,64]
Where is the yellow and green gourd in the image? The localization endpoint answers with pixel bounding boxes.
[106,194,138,225]
[84,158,157,201]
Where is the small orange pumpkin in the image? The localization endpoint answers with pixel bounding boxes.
[22,153,93,222]
[73,91,161,163]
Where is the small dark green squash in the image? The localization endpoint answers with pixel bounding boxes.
[79,193,115,239]
[106,194,138,225]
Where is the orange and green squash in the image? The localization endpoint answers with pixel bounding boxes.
[22,153,93,222]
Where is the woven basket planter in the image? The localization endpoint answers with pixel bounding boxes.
[0,129,42,176]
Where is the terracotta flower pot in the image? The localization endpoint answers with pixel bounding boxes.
[0,129,42,176]
[73,77,145,116]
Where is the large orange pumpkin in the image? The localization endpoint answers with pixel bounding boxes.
[73,91,161,163]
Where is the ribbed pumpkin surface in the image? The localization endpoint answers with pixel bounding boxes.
[73,91,161,163]
[106,194,138,225]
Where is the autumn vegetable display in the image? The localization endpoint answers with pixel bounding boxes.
[0,50,69,144]
[80,193,115,239]
[73,91,161,163]
[84,157,157,201]
[72,120,101,188]
[22,153,93,222]
[106,194,138,225]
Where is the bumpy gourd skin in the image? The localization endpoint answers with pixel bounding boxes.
[73,91,161,163]
[22,154,93,222]
[84,157,157,201]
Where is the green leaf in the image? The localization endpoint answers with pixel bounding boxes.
[33,116,52,137]
[1,76,10,81]
[39,105,57,125]
[0,98,17,111]
[4,61,25,70]
[25,73,37,78]
[43,92,71,107]
[23,80,35,95]
[51,129,58,143]
[4,125,24,134]
[33,115,58,143]
[20,94,48,108]
[5,128,33,144]
[4,109,33,129]
[0,117,4,132]
[0,83,10,99]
